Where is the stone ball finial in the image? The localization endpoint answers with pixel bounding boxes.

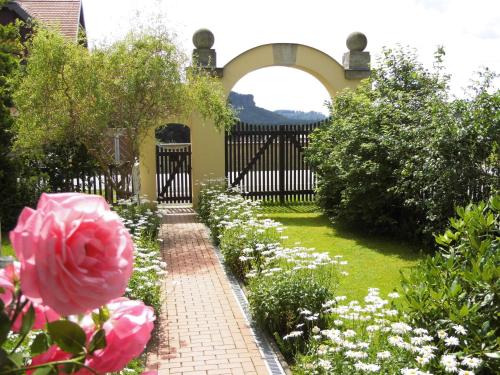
[346,31,367,52]
[193,28,214,49]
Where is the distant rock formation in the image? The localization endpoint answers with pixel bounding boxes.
[229,92,326,124]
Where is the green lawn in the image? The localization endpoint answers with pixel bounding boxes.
[1,235,15,257]
[262,204,423,302]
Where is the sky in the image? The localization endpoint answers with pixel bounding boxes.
[82,0,500,115]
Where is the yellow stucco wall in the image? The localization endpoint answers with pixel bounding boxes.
[139,43,362,205]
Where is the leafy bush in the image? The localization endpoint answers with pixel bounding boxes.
[401,195,499,373]
[0,15,21,230]
[218,221,281,281]
[248,268,334,358]
[306,47,499,244]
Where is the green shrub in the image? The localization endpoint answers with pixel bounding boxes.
[219,222,280,281]
[248,268,335,358]
[198,183,341,360]
[401,195,499,373]
[113,200,161,241]
[0,17,22,230]
[197,180,226,225]
[306,47,499,244]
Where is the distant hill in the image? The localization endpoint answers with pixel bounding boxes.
[229,92,326,124]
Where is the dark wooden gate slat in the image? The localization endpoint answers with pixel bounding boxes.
[156,144,192,203]
[231,132,277,187]
[224,119,324,202]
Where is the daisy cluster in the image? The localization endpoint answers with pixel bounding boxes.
[294,288,482,375]
[114,199,166,315]
[199,184,345,280]
[199,183,346,359]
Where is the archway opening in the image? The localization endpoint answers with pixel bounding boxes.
[226,67,332,201]
[155,124,192,204]
[156,123,191,144]
[230,66,331,124]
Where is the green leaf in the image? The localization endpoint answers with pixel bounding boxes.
[20,304,36,336]
[449,279,462,297]
[0,311,11,345]
[31,332,50,356]
[0,348,12,368]
[47,320,87,355]
[33,366,55,375]
[63,362,83,374]
[484,351,500,359]
[88,329,107,353]
[8,352,23,367]
[458,304,469,317]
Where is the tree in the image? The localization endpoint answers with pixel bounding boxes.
[0,0,22,228]
[306,46,499,244]
[12,27,235,195]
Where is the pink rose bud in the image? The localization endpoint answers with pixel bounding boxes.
[0,262,19,306]
[10,193,134,316]
[28,345,72,374]
[86,297,155,372]
[11,299,60,332]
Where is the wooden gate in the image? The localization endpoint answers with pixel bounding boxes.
[225,120,326,202]
[156,143,192,203]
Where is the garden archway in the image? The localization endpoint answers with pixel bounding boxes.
[139,30,371,204]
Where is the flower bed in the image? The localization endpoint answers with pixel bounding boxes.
[114,200,166,316]
[294,288,482,374]
[198,182,343,358]
[199,183,498,374]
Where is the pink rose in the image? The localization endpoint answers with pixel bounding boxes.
[28,345,72,374]
[11,299,60,332]
[10,193,134,316]
[0,262,19,306]
[86,298,155,372]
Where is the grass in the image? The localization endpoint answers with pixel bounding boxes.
[262,204,424,302]
[1,234,15,257]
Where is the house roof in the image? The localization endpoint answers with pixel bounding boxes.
[8,0,84,41]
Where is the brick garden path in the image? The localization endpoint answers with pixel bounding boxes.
[146,207,271,375]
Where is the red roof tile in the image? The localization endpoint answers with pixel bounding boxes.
[15,0,83,41]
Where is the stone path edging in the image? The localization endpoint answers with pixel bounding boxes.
[211,243,288,375]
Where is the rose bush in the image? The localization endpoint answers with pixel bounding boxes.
[0,192,156,374]
[84,298,155,372]
[9,193,134,316]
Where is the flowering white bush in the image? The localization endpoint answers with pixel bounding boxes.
[114,199,166,315]
[198,182,346,359]
[293,289,484,374]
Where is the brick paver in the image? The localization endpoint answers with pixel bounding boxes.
[146,208,270,375]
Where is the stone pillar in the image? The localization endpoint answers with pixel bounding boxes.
[192,28,217,68]
[139,127,157,202]
[343,31,370,79]
[190,29,225,206]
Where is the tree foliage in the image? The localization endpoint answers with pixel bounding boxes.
[0,0,22,228]
[12,27,235,194]
[306,47,499,244]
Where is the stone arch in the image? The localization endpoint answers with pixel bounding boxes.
[139,30,370,204]
[221,43,360,98]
